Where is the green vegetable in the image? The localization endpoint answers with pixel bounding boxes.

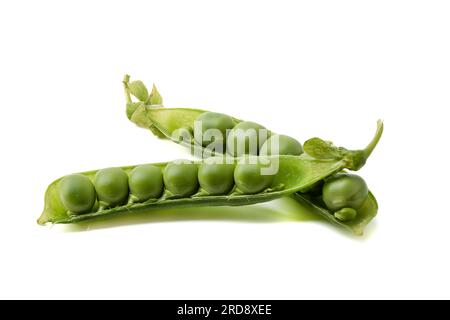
[334,207,358,222]
[163,161,199,197]
[58,174,96,214]
[198,159,235,195]
[39,148,374,225]
[234,161,275,194]
[260,134,304,156]
[226,121,269,156]
[94,168,129,207]
[123,76,382,170]
[195,112,235,148]
[322,173,368,211]
[129,164,164,202]
[37,76,384,238]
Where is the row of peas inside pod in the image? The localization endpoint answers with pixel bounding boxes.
[58,157,283,216]
[54,156,370,225]
[172,112,305,157]
[123,76,304,158]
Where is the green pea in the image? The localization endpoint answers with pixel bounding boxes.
[59,174,96,214]
[259,134,303,156]
[129,165,164,202]
[198,160,235,195]
[334,208,358,222]
[322,173,368,211]
[226,121,270,157]
[234,162,274,194]
[163,161,199,197]
[195,112,235,147]
[94,168,129,206]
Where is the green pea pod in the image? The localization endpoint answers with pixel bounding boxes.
[38,151,372,225]
[123,76,382,171]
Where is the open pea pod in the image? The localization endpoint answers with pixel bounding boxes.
[39,151,370,225]
[123,75,381,169]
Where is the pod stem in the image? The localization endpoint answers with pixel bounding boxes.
[363,119,384,159]
[344,119,384,171]
[123,74,132,104]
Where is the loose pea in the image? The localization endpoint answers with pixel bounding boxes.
[259,134,303,156]
[322,173,368,211]
[198,160,235,195]
[334,208,358,222]
[163,161,199,197]
[94,168,129,206]
[226,121,270,157]
[195,112,235,147]
[234,162,274,194]
[129,165,164,202]
[59,174,96,214]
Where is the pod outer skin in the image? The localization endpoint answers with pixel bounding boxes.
[39,155,349,225]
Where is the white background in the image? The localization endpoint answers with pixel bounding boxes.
[0,0,449,299]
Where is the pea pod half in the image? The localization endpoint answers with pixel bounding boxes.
[124,76,381,169]
[38,145,376,226]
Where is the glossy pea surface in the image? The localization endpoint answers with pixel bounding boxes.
[322,173,368,211]
[163,161,199,197]
[234,162,274,194]
[195,112,235,147]
[129,164,164,201]
[94,168,129,206]
[226,121,269,157]
[260,134,303,156]
[59,174,96,214]
[198,161,235,195]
